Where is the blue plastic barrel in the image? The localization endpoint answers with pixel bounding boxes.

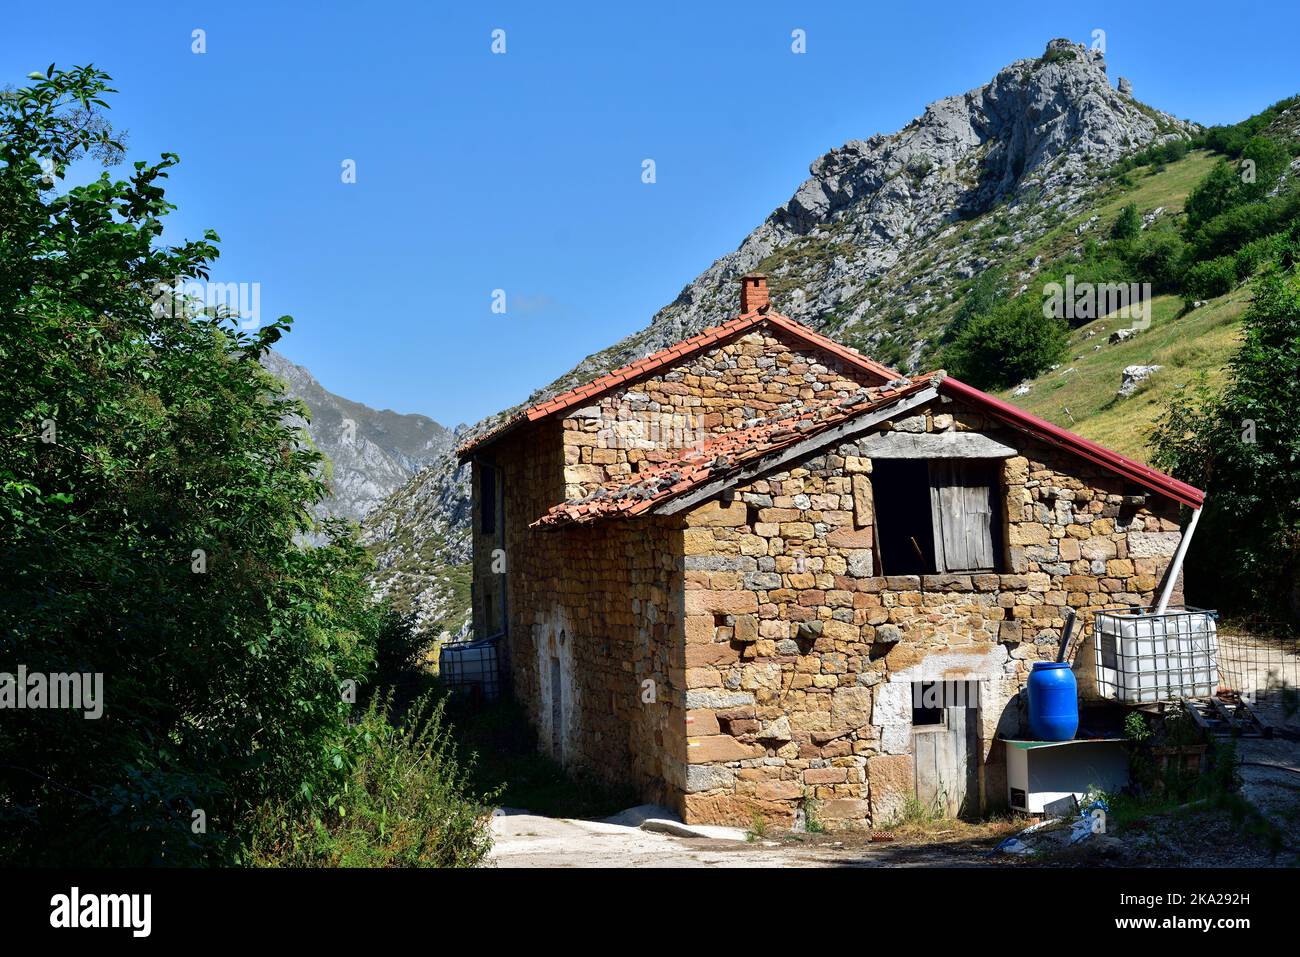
[1027,662,1078,741]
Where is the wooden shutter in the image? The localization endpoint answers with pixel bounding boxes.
[928,461,996,572]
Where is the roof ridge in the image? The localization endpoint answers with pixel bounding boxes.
[458,310,900,458]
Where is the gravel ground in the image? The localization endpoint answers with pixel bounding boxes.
[488,806,1020,868]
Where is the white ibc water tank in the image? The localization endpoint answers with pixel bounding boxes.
[1094,607,1217,703]
[439,636,503,701]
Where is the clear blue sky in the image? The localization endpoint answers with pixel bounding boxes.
[5,1,1298,426]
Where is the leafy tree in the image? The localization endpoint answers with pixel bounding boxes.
[1126,229,1185,292]
[1185,137,1292,238]
[0,67,488,865]
[1111,202,1142,242]
[944,267,1004,342]
[1151,244,1300,621]
[1184,162,1244,234]
[943,295,1069,389]
[1182,255,1239,302]
[1186,191,1300,262]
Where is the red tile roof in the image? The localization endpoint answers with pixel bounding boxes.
[455,303,1205,515]
[534,375,939,527]
[457,308,899,458]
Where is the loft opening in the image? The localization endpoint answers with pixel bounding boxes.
[911,681,946,727]
[874,459,1005,575]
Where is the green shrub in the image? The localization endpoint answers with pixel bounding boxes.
[1202,96,1300,157]
[1184,163,1243,233]
[1111,137,1193,178]
[943,296,1069,389]
[1126,230,1186,291]
[1187,192,1300,262]
[1036,247,1142,327]
[1182,255,1239,301]
[246,695,496,867]
[1124,711,1153,742]
[1111,202,1142,242]
[874,334,908,371]
[1232,233,1288,282]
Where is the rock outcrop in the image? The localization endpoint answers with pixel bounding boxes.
[1118,364,1163,397]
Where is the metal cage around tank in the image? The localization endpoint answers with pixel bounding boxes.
[1093,604,1218,704]
[438,635,504,703]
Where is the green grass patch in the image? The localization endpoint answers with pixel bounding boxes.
[996,286,1249,460]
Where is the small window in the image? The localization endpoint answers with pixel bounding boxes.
[912,681,945,727]
[480,463,497,535]
[874,459,1003,574]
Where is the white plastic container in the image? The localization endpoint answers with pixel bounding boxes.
[1094,606,1217,703]
[439,635,503,701]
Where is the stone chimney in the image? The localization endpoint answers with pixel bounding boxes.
[740,273,769,313]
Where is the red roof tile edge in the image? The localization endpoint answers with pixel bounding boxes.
[457,310,899,459]
[454,307,1203,514]
[938,376,1204,510]
[531,371,1204,528]
[532,376,937,528]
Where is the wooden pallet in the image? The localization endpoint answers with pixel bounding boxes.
[1184,696,1272,738]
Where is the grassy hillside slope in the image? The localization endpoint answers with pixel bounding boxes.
[990,149,1253,461]
[997,289,1248,460]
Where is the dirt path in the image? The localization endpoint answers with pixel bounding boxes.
[487,807,1008,868]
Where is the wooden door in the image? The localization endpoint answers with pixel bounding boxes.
[913,684,979,818]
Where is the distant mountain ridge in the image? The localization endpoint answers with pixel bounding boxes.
[260,350,455,525]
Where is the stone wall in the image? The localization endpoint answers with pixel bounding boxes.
[559,328,887,500]
[473,420,686,801]
[675,394,1185,829]
[470,329,1188,831]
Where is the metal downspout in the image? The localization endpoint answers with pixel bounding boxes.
[1155,507,1202,614]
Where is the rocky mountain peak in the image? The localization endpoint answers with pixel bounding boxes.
[516,39,1195,405]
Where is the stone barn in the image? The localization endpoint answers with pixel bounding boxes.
[456,275,1204,828]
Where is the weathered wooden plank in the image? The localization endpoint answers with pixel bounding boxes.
[942,704,965,817]
[928,461,950,573]
[914,730,940,813]
[929,461,997,573]
[858,430,1017,459]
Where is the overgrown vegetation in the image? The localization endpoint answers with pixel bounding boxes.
[801,792,825,834]
[1151,240,1300,623]
[944,95,1300,395]
[1098,716,1284,855]
[246,695,496,867]
[0,67,493,865]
